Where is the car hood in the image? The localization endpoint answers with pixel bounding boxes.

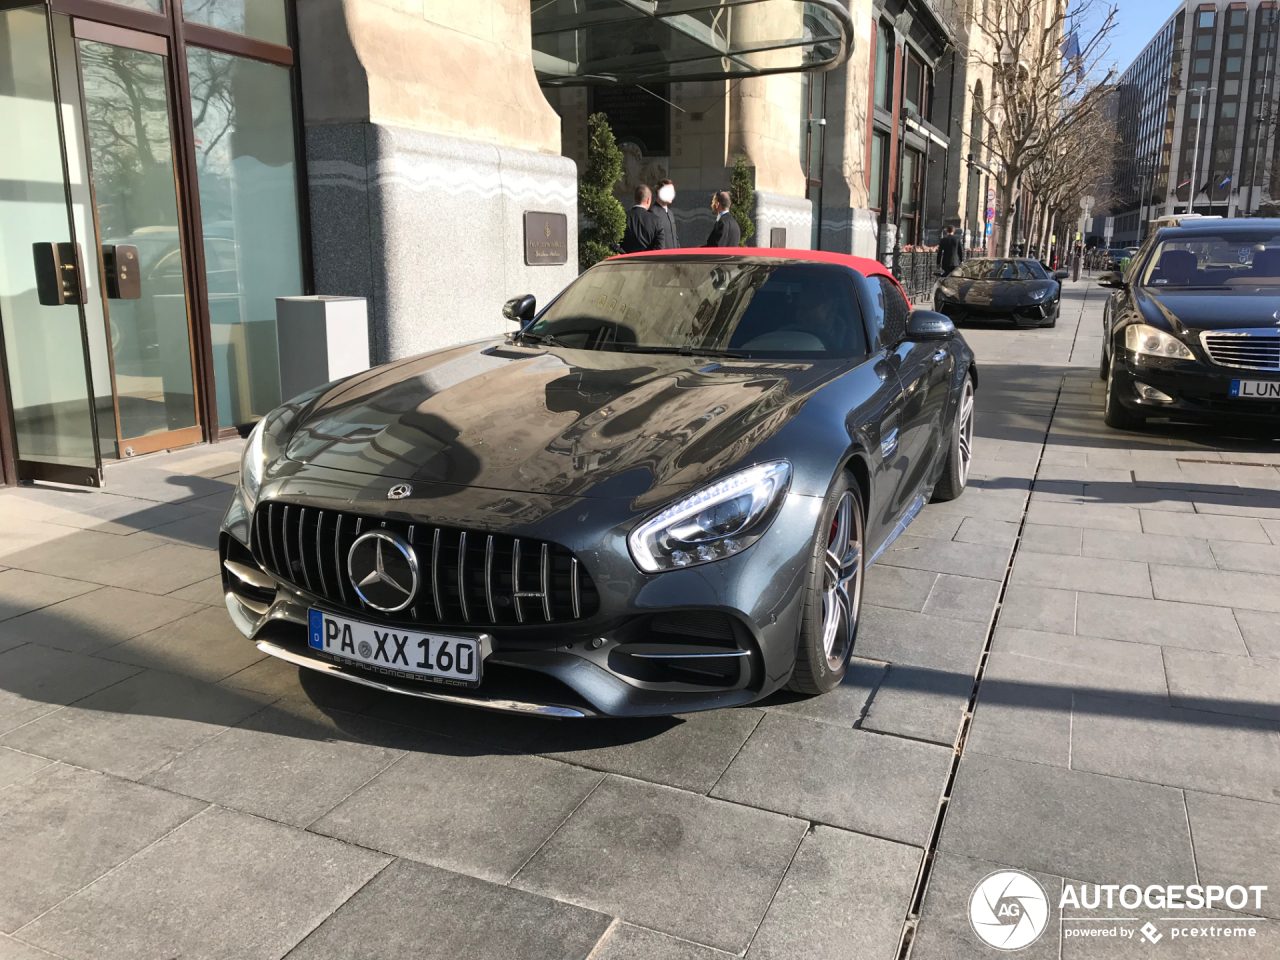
[942,279,1055,305]
[1141,287,1280,331]
[283,341,839,505]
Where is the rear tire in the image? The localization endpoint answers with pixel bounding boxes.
[1104,354,1145,430]
[788,474,864,695]
[931,374,975,503]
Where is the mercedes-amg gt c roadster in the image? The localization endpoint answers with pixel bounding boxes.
[219,249,977,718]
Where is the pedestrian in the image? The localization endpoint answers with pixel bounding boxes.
[1072,242,1081,282]
[652,179,679,249]
[937,224,963,275]
[703,190,741,247]
[620,184,667,253]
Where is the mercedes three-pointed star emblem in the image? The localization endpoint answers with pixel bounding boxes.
[346,530,418,612]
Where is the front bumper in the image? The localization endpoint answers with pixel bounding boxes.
[1112,351,1280,423]
[219,471,824,718]
[936,299,1057,326]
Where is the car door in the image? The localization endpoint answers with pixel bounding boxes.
[876,276,949,517]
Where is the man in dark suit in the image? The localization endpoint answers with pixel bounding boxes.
[652,179,679,249]
[937,225,964,274]
[621,185,667,253]
[703,190,741,247]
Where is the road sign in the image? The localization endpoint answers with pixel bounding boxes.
[985,222,992,236]
[987,187,996,200]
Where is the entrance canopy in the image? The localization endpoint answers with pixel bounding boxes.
[532,0,854,87]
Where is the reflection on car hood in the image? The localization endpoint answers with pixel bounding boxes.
[942,279,1055,306]
[1143,288,1280,331]
[284,341,838,505]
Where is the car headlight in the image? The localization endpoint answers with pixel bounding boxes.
[1125,323,1194,360]
[240,417,268,508]
[628,461,792,573]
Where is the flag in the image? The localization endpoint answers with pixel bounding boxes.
[1219,174,1232,188]
[1060,30,1085,80]
[1178,178,1191,188]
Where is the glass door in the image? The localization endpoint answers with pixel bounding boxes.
[75,21,201,456]
[0,4,102,486]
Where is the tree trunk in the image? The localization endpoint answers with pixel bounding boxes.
[997,174,1018,257]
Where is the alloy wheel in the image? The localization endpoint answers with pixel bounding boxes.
[957,378,975,488]
[820,491,863,670]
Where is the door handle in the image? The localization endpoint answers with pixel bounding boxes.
[33,242,83,306]
[932,348,948,362]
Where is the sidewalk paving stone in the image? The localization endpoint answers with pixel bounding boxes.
[1141,509,1271,542]
[747,825,921,960]
[854,605,987,672]
[0,764,204,932]
[82,541,218,596]
[1234,609,1280,660]
[1152,566,1280,614]
[952,516,1020,549]
[860,664,970,744]
[1024,500,1143,531]
[311,745,604,883]
[1018,523,1084,556]
[710,713,950,846]
[0,747,52,790]
[219,653,381,714]
[921,574,1002,622]
[19,806,387,960]
[285,858,610,960]
[593,923,735,960]
[1074,593,1247,654]
[529,707,763,794]
[941,753,1195,886]
[1208,539,1280,575]
[515,776,807,954]
[758,657,885,727]
[1080,528,1216,567]
[0,669,271,781]
[1069,693,1280,803]
[0,571,98,626]
[879,535,1010,581]
[0,645,139,736]
[1163,648,1280,721]
[95,606,267,682]
[1184,791,1280,921]
[1010,553,1152,599]
[0,586,202,655]
[997,584,1077,635]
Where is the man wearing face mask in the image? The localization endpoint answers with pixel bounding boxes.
[652,179,679,249]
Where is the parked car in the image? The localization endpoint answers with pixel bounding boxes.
[219,250,978,717]
[1099,219,1280,429]
[933,258,1069,328]
[1103,247,1133,270]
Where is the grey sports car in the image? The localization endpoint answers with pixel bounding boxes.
[219,250,977,717]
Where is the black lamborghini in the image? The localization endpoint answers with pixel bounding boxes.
[933,258,1069,327]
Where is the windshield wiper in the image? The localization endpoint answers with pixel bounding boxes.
[618,345,748,359]
[520,332,569,347]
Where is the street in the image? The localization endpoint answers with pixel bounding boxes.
[0,277,1276,960]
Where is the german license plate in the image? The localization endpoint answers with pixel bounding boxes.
[1230,379,1280,399]
[307,609,482,686]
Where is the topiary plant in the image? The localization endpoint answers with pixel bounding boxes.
[579,112,626,268]
[729,154,756,246]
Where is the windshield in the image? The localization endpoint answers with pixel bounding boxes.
[1141,233,1280,288]
[527,260,870,359]
[955,259,1046,280]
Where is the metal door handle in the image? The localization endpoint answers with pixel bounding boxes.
[932,349,948,362]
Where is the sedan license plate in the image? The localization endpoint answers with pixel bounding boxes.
[307,610,482,686]
[1230,380,1280,399]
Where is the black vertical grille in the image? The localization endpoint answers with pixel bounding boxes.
[251,502,599,627]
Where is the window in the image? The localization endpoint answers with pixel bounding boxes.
[1228,32,1243,48]
[1197,34,1213,49]
[872,276,911,347]
[1224,78,1239,95]
[184,0,287,45]
[869,132,886,211]
[1190,101,1201,119]
[1195,57,1211,73]
[1226,56,1242,72]
[188,48,305,427]
[1198,10,1215,28]
[874,24,891,110]
[905,52,923,114]
[1222,101,1237,117]
[901,148,921,215]
[1230,8,1246,26]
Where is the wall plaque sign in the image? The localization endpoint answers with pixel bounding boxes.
[524,211,568,266]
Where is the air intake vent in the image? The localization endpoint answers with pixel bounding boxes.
[250,502,599,628]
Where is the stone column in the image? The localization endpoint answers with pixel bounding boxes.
[296,0,578,364]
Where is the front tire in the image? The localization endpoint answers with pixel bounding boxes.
[788,475,864,695]
[931,373,975,502]
[1104,353,1145,430]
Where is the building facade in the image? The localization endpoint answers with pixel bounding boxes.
[1103,0,1280,245]
[0,0,999,489]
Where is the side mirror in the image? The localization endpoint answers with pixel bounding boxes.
[1053,268,1069,281]
[906,309,956,341]
[503,294,536,323]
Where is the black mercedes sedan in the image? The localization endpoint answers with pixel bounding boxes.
[933,258,1069,328]
[219,250,977,718]
[1099,220,1280,430]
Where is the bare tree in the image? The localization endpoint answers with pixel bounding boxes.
[968,0,1119,255]
[1023,106,1119,256]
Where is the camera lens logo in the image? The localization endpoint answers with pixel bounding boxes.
[969,870,1050,951]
